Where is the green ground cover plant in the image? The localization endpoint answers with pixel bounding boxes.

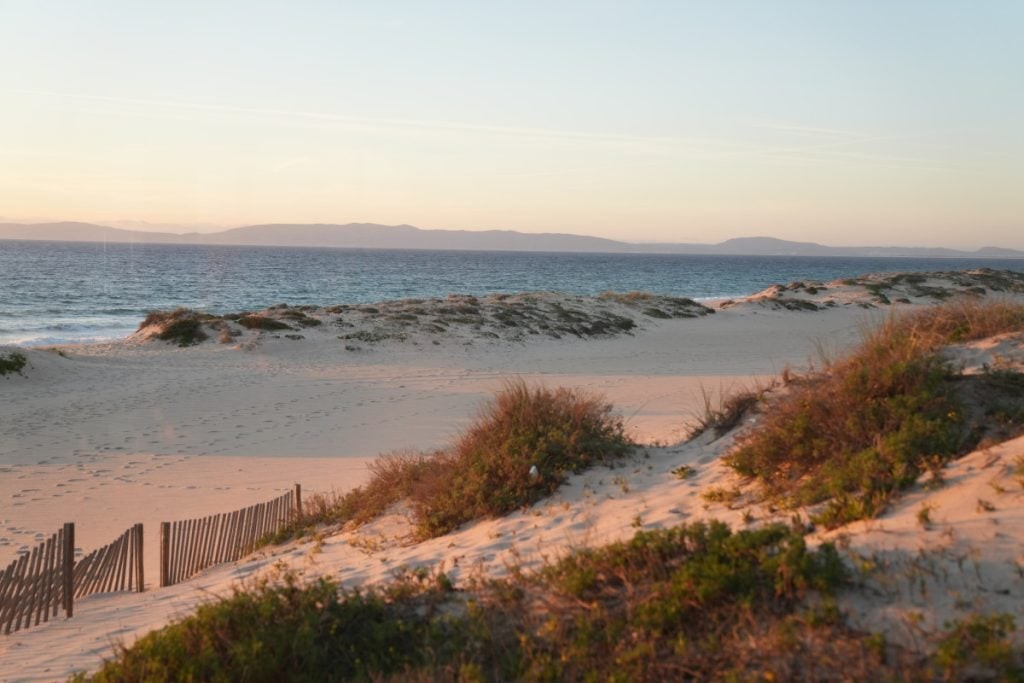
[726,300,1024,527]
[79,522,873,681]
[0,350,27,376]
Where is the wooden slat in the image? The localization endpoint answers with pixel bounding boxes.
[213,513,226,565]
[201,516,216,574]
[73,553,94,598]
[62,523,73,618]
[187,518,200,579]
[160,522,170,588]
[86,541,113,596]
[135,524,145,592]
[98,536,117,594]
[2,553,29,633]
[0,558,18,623]
[186,518,199,579]
[171,520,184,584]
[39,535,55,624]
[191,517,206,579]
[105,533,121,593]
[230,508,242,559]
[23,544,43,629]
[116,529,130,591]
[53,526,65,617]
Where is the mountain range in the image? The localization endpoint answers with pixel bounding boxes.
[0,221,1021,258]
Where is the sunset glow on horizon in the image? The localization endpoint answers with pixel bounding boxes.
[1,2,1021,249]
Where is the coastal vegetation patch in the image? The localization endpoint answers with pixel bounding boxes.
[276,380,633,541]
[236,314,293,331]
[134,291,713,349]
[138,308,210,346]
[0,350,27,376]
[731,268,1024,312]
[79,522,879,681]
[725,300,1024,527]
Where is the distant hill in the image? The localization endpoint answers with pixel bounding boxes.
[0,221,1021,258]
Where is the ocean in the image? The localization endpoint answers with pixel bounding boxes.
[2,239,1022,346]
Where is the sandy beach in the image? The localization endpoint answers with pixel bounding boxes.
[3,270,1024,680]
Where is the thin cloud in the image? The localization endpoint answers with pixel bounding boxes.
[11,88,732,151]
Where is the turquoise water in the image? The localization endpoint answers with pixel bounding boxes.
[2,239,1022,346]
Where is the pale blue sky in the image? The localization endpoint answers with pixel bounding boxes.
[1,1,1021,247]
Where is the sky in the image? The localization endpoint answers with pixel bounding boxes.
[1,1,1022,249]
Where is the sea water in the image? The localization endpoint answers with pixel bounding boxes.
[2,239,1022,346]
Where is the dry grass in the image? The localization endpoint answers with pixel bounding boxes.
[688,382,772,439]
[726,300,1024,527]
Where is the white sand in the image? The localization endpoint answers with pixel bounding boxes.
[2,271,1023,680]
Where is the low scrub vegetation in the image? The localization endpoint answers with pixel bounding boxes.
[279,381,633,540]
[726,300,1024,527]
[935,613,1023,679]
[237,314,292,331]
[139,308,210,346]
[80,522,879,681]
[0,350,27,376]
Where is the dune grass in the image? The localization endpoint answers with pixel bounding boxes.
[688,382,772,440]
[726,300,1024,527]
[274,381,633,542]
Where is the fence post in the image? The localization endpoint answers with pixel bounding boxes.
[294,483,302,519]
[135,524,145,592]
[62,522,74,618]
[159,522,170,588]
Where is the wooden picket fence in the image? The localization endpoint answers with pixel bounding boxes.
[160,485,301,587]
[73,523,144,600]
[0,524,73,634]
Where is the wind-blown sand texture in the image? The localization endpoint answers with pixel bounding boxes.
[2,268,1024,680]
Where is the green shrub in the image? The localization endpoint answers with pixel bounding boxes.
[79,573,467,682]
[0,350,27,376]
[81,522,863,682]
